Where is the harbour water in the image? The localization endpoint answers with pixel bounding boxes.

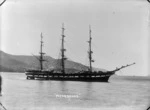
[0,72,150,110]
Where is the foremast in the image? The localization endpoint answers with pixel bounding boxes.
[61,23,67,74]
[39,33,45,71]
[88,25,94,72]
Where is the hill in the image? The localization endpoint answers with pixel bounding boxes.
[0,51,104,72]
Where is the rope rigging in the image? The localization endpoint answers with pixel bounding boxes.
[0,0,6,6]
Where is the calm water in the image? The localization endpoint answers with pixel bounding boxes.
[0,72,150,110]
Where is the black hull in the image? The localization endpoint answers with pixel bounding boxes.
[37,76,110,82]
[25,71,115,82]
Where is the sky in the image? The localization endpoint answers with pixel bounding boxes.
[0,0,150,76]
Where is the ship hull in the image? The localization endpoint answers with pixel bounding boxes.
[25,71,115,82]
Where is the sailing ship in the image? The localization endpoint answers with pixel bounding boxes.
[25,24,135,82]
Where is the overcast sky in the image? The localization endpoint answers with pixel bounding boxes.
[0,0,149,76]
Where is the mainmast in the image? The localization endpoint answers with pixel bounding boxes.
[88,25,94,72]
[39,33,45,71]
[61,23,67,74]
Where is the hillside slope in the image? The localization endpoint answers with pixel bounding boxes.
[0,51,103,72]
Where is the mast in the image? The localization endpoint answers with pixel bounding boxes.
[39,33,45,71]
[61,23,67,74]
[88,25,94,72]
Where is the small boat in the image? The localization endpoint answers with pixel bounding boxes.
[25,24,135,82]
